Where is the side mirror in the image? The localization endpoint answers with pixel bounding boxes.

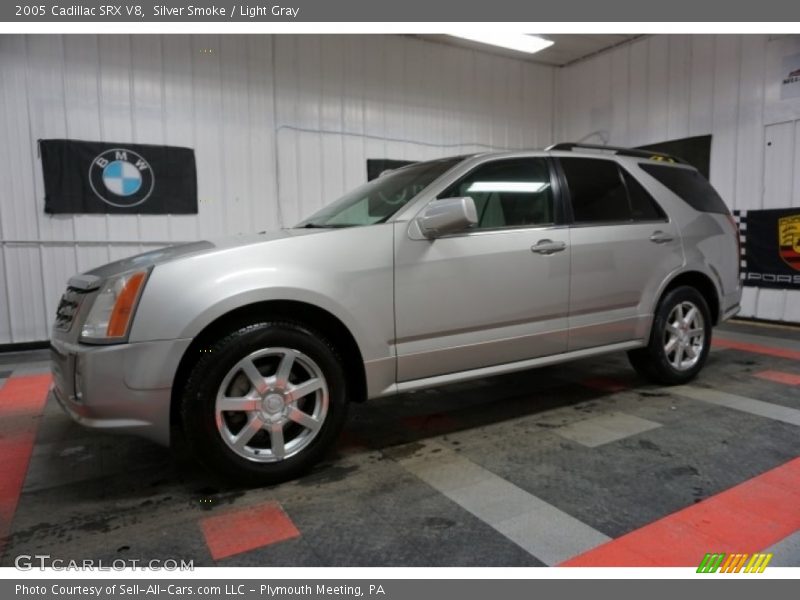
[417,197,478,238]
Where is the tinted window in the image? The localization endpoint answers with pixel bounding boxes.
[440,158,555,229]
[623,170,667,221]
[560,158,630,222]
[639,163,729,214]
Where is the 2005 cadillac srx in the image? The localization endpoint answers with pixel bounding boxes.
[50,144,741,484]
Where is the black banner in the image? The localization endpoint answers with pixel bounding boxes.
[40,139,197,214]
[736,208,800,290]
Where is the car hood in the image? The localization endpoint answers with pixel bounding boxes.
[71,229,326,290]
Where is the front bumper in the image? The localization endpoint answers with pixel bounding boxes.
[50,336,192,446]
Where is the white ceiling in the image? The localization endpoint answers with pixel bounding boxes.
[412,34,643,67]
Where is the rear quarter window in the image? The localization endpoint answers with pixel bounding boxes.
[639,163,730,215]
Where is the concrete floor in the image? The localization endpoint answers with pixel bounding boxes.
[1,319,799,567]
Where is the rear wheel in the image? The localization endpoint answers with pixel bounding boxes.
[627,286,712,385]
[181,321,348,485]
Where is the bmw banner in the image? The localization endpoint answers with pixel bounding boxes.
[39,139,197,214]
[735,208,800,290]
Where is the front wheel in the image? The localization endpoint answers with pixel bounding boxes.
[181,321,348,485]
[627,286,712,385]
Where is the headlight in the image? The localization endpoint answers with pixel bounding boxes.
[80,269,150,343]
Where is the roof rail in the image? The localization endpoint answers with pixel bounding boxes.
[545,142,689,165]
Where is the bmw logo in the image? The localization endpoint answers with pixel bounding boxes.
[89,148,155,208]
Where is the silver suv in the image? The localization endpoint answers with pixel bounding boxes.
[50,144,741,484]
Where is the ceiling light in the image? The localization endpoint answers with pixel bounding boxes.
[448,33,554,55]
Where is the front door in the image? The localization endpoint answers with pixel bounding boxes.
[394,157,571,382]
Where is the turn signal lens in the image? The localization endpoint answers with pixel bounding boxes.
[106,271,146,337]
[80,269,149,343]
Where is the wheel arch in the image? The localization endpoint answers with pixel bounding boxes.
[170,299,368,434]
[656,270,721,325]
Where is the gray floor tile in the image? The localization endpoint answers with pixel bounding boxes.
[554,412,661,447]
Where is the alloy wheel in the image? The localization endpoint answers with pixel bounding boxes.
[663,300,705,371]
[214,347,329,462]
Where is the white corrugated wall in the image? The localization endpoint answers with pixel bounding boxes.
[0,34,555,344]
[7,33,794,345]
[556,34,800,324]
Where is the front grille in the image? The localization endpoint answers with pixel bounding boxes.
[54,287,85,332]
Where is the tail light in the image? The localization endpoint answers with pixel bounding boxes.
[726,213,741,276]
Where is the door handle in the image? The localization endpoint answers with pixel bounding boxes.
[531,239,567,255]
[649,231,674,244]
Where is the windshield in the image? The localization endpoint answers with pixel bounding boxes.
[295,157,463,228]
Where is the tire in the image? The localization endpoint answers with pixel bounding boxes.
[180,320,349,486]
[627,286,712,385]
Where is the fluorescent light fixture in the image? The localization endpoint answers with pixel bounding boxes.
[448,33,553,55]
[467,181,549,193]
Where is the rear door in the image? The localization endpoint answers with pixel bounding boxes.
[557,156,684,350]
[638,161,741,316]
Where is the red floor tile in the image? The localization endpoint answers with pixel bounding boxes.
[0,374,52,554]
[200,501,300,560]
[754,370,800,386]
[713,337,800,361]
[561,456,800,567]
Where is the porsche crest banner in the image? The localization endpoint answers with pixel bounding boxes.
[735,208,800,289]
[39,139,198,214]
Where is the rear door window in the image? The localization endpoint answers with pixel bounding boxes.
[560,158,631,223]
[639,163,729,214]
[623,170,667,221]
[560,158,668,224]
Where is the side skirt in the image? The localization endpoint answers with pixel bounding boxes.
[374,340,646,398]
